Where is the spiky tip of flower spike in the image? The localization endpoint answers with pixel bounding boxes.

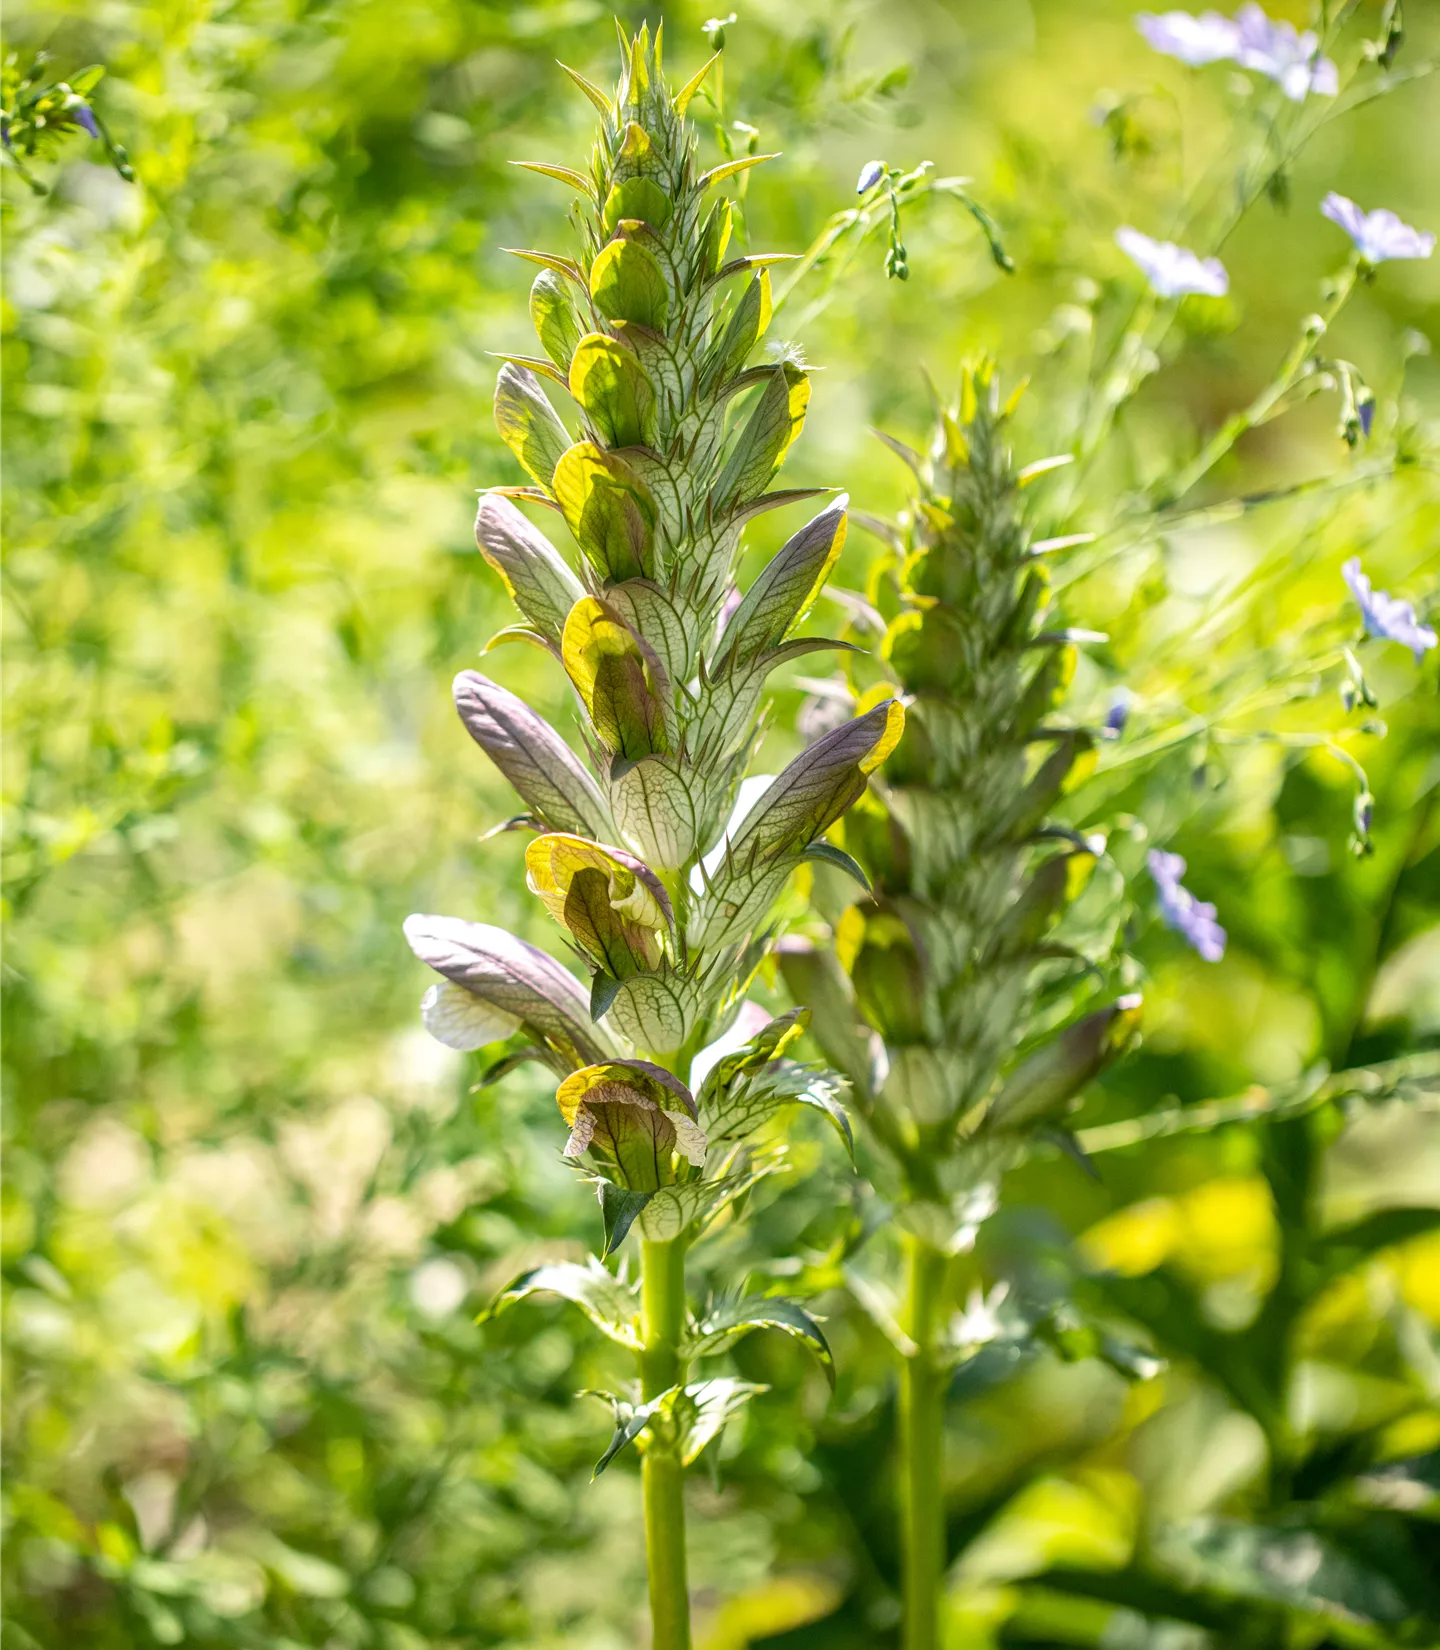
[406,26,898,1244]
[783,360,1134,1198]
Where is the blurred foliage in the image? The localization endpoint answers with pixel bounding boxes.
[2,1,1437,1647]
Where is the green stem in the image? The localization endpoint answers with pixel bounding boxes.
[1161,264,1359,507]
[899,1233,947,1650]
[640,1235,691,1650]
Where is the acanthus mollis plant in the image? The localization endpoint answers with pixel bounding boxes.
[779,363,1145,1650]
[403,27,902,1650]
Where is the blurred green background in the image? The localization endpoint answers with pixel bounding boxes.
[3,2,1437,1646]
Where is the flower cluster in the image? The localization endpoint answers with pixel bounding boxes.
[1138,4,1338,100]
[405,28,904,1250]
[782,366,1142,1225]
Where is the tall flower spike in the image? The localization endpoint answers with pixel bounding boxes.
[781,363,1142,1650]
[405,32,898,1649]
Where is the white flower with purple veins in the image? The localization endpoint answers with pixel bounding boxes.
[1321,193,1436,265]
[1136,9,1239,65]
[1232,3,1337,99]
[1343,559,1437,663]
[1148,850,1226,962]
[1116,227,1229,297]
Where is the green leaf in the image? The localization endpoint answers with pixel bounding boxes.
[799,840,870,890]
[529,269,585,372]
[599,1184,654,1259]
[684,1295,835,1386]
[708,270,772,385]
[704,1056,854,1159]
[473,493,585,641]
[673,1377,768,1465]
[672,50,720,117]
[697,153,780,191]
[557,61,613,116]
[588,1386,662,1473]
[601,176,673,236]
[568,332,656,448]
[590,238,669,330]
[487,1258,641,1349]
[510,159,596,200]
[553,443,657,581]
[712,365,809,508]
[494,362,572,492]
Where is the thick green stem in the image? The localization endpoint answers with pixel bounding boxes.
[640,1236,690,1650]
[900,1233,947,1650]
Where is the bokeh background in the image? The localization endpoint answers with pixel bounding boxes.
[3,1,1437,1646]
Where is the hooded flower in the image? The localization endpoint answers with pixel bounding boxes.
[1136,9,1239,65]
[1103,686,1134,739]
[1148,850,1226,962]
[1116,227,1228,297]
[1342,559,1437,662]
[1232,4,1337,99]
[1321,193,1436,265]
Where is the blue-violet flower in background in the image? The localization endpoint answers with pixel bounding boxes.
[1137,6,1336,98]
[1343,559,1437,662]
[1149,850,1226,961]
[1136,9,1239,65]
[1322,193,1436,264]
[1116,227,1228,297]
[1232,4,1337,100]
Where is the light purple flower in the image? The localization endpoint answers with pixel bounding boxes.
[1148,850,1226,962]
[1233,4,1337,100]
[1115,227,1228,297]
[1321,193,1436,264]
[1136,10,1239,66]
[1342,559,1437,662]
[856,159,886,195]
[73,101,101,140]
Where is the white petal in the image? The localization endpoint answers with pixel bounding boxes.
[420,982,521,1051]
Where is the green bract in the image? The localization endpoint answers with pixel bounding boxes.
[402,30,901,1649]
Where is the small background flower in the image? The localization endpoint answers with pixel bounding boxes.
[1343,559,1437,662]
[1149,850,1227,961]
[1322,193,1436,264]
[1116,226,1228,297]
